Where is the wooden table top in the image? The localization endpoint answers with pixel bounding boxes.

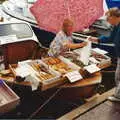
[61,72,101,88]
[0,69,102,90]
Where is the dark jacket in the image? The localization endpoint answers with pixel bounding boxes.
[99,23,120,57]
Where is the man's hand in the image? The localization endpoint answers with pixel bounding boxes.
[80,41,87,47]
[88,37,99,43]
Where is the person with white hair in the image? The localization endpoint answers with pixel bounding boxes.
[48,18,87,57]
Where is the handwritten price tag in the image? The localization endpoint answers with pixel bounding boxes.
[84,64,100,74]
[65,71,83,83]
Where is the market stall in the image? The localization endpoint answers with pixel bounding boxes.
[0,49,111,99]
[0,21,111,100]
[0,1,114,116]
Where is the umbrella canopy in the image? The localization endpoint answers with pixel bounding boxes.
[30,0,104,33]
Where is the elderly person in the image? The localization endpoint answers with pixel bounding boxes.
[90,7,120,102]
[89,8,120,44]
[48,18,87,57]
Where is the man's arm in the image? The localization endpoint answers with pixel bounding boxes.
[65,42,87,49]
[89,26,117,43]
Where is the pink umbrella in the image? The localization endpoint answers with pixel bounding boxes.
[30,0,104,33]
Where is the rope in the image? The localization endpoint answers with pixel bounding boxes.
[29,87,62,119]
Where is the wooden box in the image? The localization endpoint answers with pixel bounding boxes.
[8,60,63,91]
[42,56,80,75]
[0,80,20,114]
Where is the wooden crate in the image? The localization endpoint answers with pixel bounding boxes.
[0,80,20,114]
[8,62,64,91]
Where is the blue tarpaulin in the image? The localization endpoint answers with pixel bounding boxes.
[106,0,120,8]
[0,80,3,84]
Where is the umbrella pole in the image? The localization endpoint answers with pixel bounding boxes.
[64,0,71,18]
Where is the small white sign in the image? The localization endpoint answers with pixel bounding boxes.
[15,63,36,78]
[89,57,100,64]
[65,71,83,83]
[92,48,108,55]
[84,64,100,74]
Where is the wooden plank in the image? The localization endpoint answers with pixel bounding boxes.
[75,101,113,120]
[85,93,100,102]
[41,77,67,91]
[57,88,115,120]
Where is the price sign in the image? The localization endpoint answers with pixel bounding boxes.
[65,71,83,83]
